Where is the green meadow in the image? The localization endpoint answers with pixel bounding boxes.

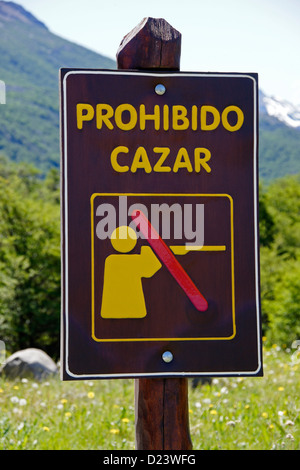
[0,343,299,450]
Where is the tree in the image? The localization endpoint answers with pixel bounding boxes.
[259,174,300,347]
[0,158,60,358]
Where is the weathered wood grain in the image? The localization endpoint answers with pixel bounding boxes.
[117,17,181,70]
[135,378,192,450]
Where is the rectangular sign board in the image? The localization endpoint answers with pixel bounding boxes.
[60,69,262,379]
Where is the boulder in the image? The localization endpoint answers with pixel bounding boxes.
[1,348,57,380]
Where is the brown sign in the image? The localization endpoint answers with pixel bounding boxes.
[60,69,262,379]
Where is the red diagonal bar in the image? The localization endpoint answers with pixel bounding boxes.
[131,209,208,312]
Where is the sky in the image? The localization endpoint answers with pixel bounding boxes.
[6,0,300,104]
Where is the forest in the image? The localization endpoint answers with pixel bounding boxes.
[0,155,299,360]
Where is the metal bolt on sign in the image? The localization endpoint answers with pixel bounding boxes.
[162,351,173,363]
[155,84,166,95]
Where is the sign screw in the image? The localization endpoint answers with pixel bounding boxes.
[162,351,173,363]
[155,84,166,95]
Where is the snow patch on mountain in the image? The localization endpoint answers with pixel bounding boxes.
[260,92,300,129]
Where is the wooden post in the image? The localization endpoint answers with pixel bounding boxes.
[117,17,181,70]
[117,17,193,451]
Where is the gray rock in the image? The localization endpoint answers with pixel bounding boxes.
[1,348,57,380]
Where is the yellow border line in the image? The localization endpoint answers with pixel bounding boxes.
[91,193,236,342]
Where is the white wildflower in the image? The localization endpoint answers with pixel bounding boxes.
[17,422,24,431]
[226,420,236,427]
[285,420,295,426]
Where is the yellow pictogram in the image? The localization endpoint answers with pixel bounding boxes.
[100,226,161,319]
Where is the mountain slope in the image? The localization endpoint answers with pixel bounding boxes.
[259,115,300,181]
[0,2,299,181]
[0,1,115,171]
[259,90,300,181]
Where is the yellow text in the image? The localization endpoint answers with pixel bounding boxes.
[110,146,212,173]
[76,103,244,133]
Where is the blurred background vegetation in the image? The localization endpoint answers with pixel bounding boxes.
[0,156,299,359]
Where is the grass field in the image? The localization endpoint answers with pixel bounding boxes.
[0,343,299,450]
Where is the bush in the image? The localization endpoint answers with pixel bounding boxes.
[260,174,300,346]
[0,158,60,358]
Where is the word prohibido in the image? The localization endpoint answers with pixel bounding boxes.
[76,103,245,133]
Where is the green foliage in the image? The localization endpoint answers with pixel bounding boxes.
[259,174,300,346]
[0,157,60,358]
[258,183,275,247]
